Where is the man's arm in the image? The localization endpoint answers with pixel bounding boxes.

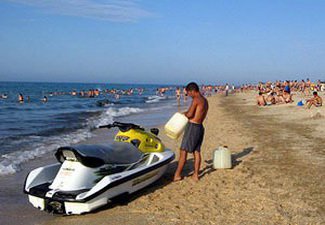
[184,100,197,119]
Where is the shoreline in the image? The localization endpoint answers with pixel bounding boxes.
[1,92,324,224]
[0,99,186,225]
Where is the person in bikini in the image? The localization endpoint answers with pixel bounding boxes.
[183,87,188,102]
[173,82,209,182]
[175,87,181,104]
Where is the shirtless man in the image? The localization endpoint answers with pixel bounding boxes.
[173,82,209,182]
[256,92,266,106]
[306,91,323,109]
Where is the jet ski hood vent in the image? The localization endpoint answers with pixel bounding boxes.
[55,142,143,168]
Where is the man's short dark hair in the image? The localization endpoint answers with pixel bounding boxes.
[185,82,199,92]
[313,91,318,95]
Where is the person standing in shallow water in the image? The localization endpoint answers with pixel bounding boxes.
[173,82,209,182]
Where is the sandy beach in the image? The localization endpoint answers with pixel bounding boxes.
[13,92,317,224]
[2,1,325,224]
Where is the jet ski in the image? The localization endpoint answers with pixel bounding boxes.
[24,122,175,215]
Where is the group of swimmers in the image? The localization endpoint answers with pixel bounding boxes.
[256,79,324,108]
[2,83,252,105]
[15,93,47,103]
[0,86,177,104]
[156,87,171,96]
[45,88,146,99]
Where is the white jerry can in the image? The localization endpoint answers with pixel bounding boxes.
[213,146,232,169]
[164,112,188,139]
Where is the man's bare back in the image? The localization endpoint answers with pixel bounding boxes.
[256,93,266,106]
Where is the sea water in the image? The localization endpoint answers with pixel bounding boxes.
[0,81,183,175]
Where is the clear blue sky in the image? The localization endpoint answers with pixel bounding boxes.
[0,0,324,85]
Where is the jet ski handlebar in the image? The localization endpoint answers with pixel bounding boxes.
[99,121,144,132]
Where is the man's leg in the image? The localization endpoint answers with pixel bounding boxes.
[311,100,318,108]
[173,149,187,181]
[192,151,201,181]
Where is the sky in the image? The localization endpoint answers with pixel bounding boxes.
[0,0,324,85]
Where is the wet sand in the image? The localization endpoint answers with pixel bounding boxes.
[1,92,324,224]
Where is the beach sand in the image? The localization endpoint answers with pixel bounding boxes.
[1,92,324,224]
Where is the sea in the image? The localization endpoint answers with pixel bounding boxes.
[0,81,185,176]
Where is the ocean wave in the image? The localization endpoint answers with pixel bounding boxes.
[106,106,144,117]
[0,106,146,176]
[94,106,144,127]
[145,95,167,103]
[0,129,92,175]
[71,103,88,109]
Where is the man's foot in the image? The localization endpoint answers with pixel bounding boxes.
[191,174,199,182]
[173,175,183,182]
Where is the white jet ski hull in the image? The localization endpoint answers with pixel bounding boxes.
[24,150,174,215]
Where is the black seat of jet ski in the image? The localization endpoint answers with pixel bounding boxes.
[55,142,144,168]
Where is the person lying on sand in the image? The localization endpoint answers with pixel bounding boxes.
[274,90,287,104]
[306,91,323,109]
[266,92,276,105]
[174,82,209,182]
[274,95,285,104]
[256,92,266,106]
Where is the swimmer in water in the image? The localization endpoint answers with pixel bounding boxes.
[42,96,48,103]
[176,87,181,105]
[1,93,8,99]
[18,93,24,103]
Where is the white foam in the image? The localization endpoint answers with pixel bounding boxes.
[106,106,144,117]
[95,107,144,127]
[146,95,167,103]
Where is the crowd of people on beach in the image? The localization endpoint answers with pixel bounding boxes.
[256,79,324,108]
[1,80,323,109]
[174,83,243,104]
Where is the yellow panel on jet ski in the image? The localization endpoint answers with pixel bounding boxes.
[114,129,165,153]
